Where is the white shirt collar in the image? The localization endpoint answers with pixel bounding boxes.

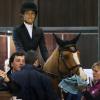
[24,22,33,38]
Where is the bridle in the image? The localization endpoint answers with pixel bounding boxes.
[57,45,80,78]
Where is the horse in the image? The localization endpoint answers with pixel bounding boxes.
[43,34,87,99]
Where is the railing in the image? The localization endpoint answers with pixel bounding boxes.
[0,26,98,33]
[0,26,99,64]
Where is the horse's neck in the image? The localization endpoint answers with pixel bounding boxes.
[43,48,59,75]
[45,48,59,67]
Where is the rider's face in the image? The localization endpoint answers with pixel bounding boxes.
[23,10,36,24]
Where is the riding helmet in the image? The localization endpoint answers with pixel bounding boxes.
[20,2,37,14]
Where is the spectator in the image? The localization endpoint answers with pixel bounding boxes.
[0,51,25,94]
[82,61,100,100]
[11,50,59,100]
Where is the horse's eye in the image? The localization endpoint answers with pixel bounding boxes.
[62,52,69,58]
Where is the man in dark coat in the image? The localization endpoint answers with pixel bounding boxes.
[12,65,59,100]
[13,2,48,62]
[11,50,59,100]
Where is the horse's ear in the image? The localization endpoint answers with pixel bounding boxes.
[53,33,63,46]
[71,34,81,44]
[53,33,81,47]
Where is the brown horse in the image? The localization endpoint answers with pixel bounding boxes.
[43,34,87,98]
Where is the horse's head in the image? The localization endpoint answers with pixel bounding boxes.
[43,34,87,80]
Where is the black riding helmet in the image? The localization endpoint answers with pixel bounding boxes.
[20,2,37,14]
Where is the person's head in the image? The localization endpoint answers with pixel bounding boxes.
[20,2,37,24]
[92,61,100,81]
[9,51,25,72]
[25,50,38,65]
